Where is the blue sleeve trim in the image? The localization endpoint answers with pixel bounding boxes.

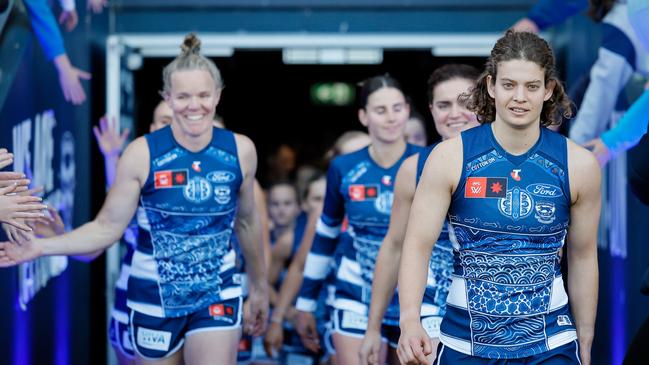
[527,0,588,30]
[601,23,637,70]
[24,0,66,60]
[602,89,649,155]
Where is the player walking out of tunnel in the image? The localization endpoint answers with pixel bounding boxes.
[397,30,601,365]
[359,63,481,365]
[0,33,269,365]
[295,74,423,365]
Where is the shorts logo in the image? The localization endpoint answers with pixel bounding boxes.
[349,184,379,201]
[534,201,556,224]
[192,161,201,172]
[183,176,212,203]
[213,185,232,204]
[465,177,508,198]
[207,170,236,184]
[154,169,188,189]
[209,303,236,324]
[526,183,562,198]
[136,327,171,352]
[557,315,572,326]
[341,310,367,331]
[421,316,443,338]
[511,169,522,181]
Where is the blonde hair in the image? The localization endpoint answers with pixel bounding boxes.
[162,33,223,95]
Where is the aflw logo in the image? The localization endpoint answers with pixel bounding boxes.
[470,183,482,194]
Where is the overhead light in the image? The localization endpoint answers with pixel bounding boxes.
[283,48,382,64]
[139,46,234,57]
[432,46,493,57]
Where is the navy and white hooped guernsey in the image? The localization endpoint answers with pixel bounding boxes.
[440,124,576,359]
[296,144,422,326]
[415,145,454,319]
[127,126,243,318]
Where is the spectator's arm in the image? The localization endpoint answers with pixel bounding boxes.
[570,24,636,144]
[601,88,649,157]
[24,0,65,60]
[526,0,589,31]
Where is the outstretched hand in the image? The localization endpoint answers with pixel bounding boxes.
[58,9,79,32]
[0,148,13,169]
[87,0,108,14]
[55,55,91,106]
[0,236,42,268]
[93,116,130,158]
[0,184,47,231]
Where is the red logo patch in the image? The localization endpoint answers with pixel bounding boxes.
[365,185,379,198]
[209,304,224,317]
[154,171,172,189]
[154,170,188,189]
[349,185,365,201]
[465,177,508,198]
[465,177,487,198]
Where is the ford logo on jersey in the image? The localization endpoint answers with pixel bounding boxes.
[207,170,236,184]
[526,183,562,198]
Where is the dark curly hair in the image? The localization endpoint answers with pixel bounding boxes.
[464,30,573,127]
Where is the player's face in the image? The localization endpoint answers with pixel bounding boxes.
[404,118,427,147]
[302,178,326,213]
[359,87,409,144]
[430,78,479,140]
[150,102,173,132]
[488,59,554,130]
[268,185,300,228]
[166,69,221,137]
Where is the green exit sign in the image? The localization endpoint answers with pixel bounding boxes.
[311,82,355,106]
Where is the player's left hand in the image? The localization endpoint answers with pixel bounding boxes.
[244,283,269,336]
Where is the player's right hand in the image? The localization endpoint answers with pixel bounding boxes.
[397,321,433,365]
[295,310,320,353]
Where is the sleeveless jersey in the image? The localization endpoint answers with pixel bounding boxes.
[415,145,454,318]
[127,126,243,318]
[297,144,422,325]
[440,124,576,358]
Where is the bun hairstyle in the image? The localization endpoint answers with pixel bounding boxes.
[162,33,223,95]
[180,33,202,56]
[463,30,573,127]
